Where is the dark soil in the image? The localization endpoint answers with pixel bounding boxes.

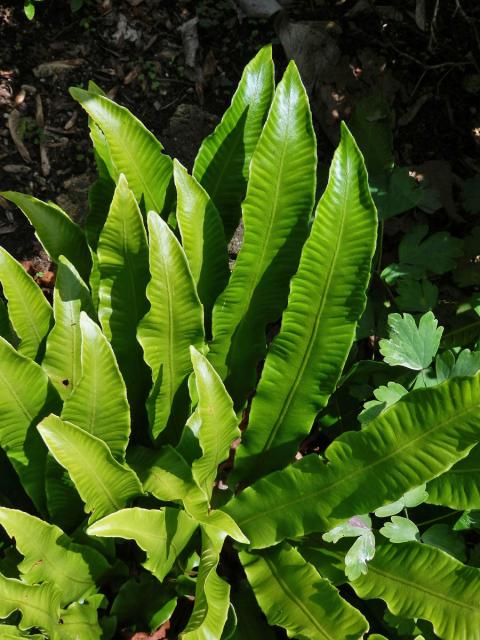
[0,0,479,266]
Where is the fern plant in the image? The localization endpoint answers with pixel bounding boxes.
[0,46,479,639]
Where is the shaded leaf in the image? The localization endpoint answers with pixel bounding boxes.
[0,192,92,282]
[193,45,274,239]
[422,524,466,562]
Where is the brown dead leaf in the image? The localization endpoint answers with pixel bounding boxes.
[36,271,55,287]
[35,94,44,128]
[40,144,50,177]
[7,110,31,163]
[127,621,170,640]
[179,17,200,69]
[33,59,85,79]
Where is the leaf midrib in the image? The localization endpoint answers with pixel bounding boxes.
[260,155,352,455]
[215,91,291,355]
[264,555,333,640]
[48,428,126,514]
[237,393,480,528]
[364,555,480,615]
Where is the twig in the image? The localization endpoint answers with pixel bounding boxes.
[428,0,440,51]
[386,41,473,70]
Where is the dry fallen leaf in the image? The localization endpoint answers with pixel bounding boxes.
[7,109,31,163]
[33,59,85,79]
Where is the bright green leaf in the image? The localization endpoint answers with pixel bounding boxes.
[96,173,150,423]
[224,373,480,548]
[42,256,95,399]
[208,61,316,409]
[137,212,204,443]
[37,414,142,523]
[379,312,443,370]
[70,88,173,215]
[0,337,59,512]
[351,541,480,640]
[232,122,376,483]
[190,347,239,501]
[0,247,52,360]
[62,312,131,459]
[240,543,369,639]
[0,507,109,605]
[174,161,229,332]
[380,516,419,543]
[88,507,197,581]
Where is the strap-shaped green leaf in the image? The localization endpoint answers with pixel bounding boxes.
[182,528,230,640]
[0,192,92,282]
[224,373,480,548]
[190,347,239,500]
[240,543,368,640]
[208,61,316,408]
[351,541,480,640]
[0,247,52,360]
[88,507,197,582]
[0,337,59,512]
[0,507,109,606]
[62,313,130,459]
[84,80,116,250]
[0,575,60,636]
[233,123,377,483]
[42,256,95,399]
[138,212,204,442]
[97,173,150,422]
[427,443,480,509]
[70,88,172,215]
[174,161,230,333]
[193,45,274,239]
[37,414,142,523]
